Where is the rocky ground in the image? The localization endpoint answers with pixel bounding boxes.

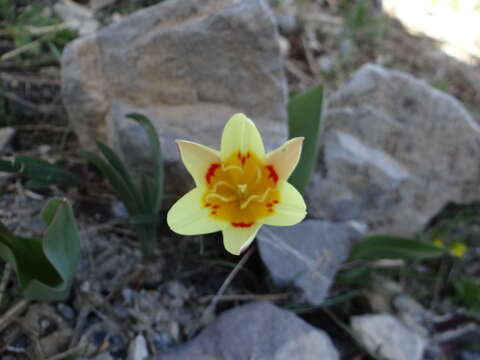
[1,0,480,359]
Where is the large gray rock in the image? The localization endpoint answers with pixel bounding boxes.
[158,301,339,360]
[351,313,426,360]
[61,0,287,195]
[257,220,365,305]
[309,64,480,236]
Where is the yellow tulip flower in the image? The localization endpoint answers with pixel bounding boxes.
[167,113,307,255]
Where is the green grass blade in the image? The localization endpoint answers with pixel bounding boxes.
[126,113,164,213]
[82,150,139,215]
[349,235,447,261]
[95,141,144,211]
[287,85,325,194]
[139,175,154,211]
[0,155,79,186]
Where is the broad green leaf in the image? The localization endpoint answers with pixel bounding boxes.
[0,156,79,187]
[0,198,81,301]
[349,235,447,261]
[126,113,164,213]
[287,85,325,193]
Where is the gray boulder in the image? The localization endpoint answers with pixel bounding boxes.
[61,0,287,197]
[309,64,480,236]
[257,220,365,305]
[158,301,339,360]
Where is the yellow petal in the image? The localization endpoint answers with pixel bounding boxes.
[261,182,306,226]
[220,113,266,160]
[222,223,262,255]
[167,187,226,235]
[265,137,304,182]
[177,140,221,187]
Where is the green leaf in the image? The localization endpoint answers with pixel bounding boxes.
[126,113,164,213]
[82,150,139,215]
[0,198,81,301]
[287,85,325,193]
[0,156,79,187]
[349,235,447,261]
[95,141,143,210]
[336,265,372,285]
[130,213,159,225]
[453,276,480,312]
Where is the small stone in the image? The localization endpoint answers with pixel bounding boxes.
[7,333,30,353]
[39,328,73,358]
[351,313,426,360]
[158,301,339,360]
[112,304,129,319]
[0,127,15,153]
[128,334,149,360]
[91,330,108,348]
[276,13,298,34]
[153,331,174,351]
[90,353,115,360]
[54,0,99,35]
[108,334,127,358]
[122,287,134,305]
[56,303,76,322]
[111,200,128,218]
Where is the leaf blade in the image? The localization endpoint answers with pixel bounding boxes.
[349,235,447,261]
[287,85,325,193]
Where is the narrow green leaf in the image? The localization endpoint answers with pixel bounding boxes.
[336,265,372,285]
[287,85,325,193]
[0,198,81,301]
[95,141,144,211]
[126,113,164,213]
[0,156,79,187]
[82,150,139,215]
[140,175,153,211]
[349,235,447,261]
[130,213,158,225]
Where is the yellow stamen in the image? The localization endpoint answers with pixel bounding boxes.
[203,151,280,224]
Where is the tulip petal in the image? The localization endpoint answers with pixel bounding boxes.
[222,223,262,255]
[177,140,221,187]
[266,137,304,182]
[167,187,226,235]
[220,113,266,160]
[261,182,306,226]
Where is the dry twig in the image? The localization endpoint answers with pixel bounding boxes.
[0,299,30,333]
[201,246,255,324]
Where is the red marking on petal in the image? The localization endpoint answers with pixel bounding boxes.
[206,163,220,184]
[265,165,279,183]
[212,205,220,209]
[206,203,211,207]
[231,221,254,228]
[211,211,217,215]
[241,157,246,165]
[274,200,279,204]
[268,209,273,213]
[267,203,273,207]
[247,152,250,158]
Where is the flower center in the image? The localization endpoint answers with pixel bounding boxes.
[203,151,280,228]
